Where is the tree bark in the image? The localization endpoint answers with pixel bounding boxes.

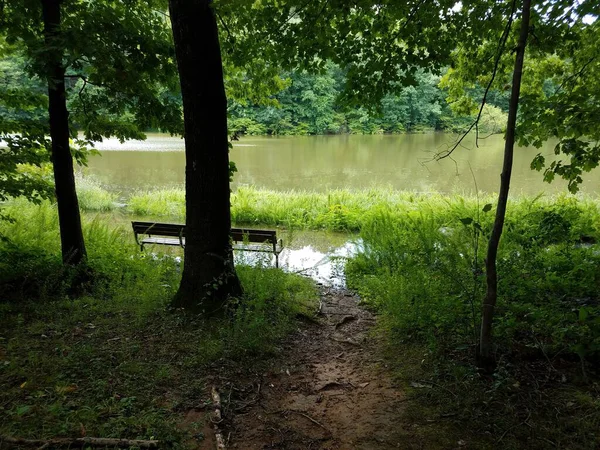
[479,0,531,372]
[42,0,87,265]
[168,0,242,314]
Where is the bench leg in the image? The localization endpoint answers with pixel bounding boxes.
[275,253,279,268]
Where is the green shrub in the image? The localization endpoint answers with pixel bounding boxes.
[347,194,600,360]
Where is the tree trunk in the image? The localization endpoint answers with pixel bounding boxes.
[169,0,242,314]
[479,0,531,372]
[42,0,87,265]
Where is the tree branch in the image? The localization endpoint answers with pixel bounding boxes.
[435,0,518,161]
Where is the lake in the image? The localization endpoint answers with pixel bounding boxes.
[84,133,600,196]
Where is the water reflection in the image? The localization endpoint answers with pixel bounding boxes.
[235,239,361,287]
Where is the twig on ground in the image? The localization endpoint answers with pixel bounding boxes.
[285,410,329,432]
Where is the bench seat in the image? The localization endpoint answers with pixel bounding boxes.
[141,237,182,247]
[132,221,284,267]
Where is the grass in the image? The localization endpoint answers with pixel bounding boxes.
[345,193,600,449]
[76,177,120,212]
[128,185,401,230]
[81,183,600,234]
[3,186,600,448]
[0,200,317,446]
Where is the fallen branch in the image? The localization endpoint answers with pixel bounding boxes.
[211,386,226,450]
[0,436,159,448]
[287,411,329,433]
[331,336,361,346]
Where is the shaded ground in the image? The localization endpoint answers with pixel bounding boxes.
[193,288,411,450]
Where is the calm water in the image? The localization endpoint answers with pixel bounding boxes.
[84,133,600,195]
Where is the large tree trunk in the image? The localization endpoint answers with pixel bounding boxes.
[479,0,531,372]
[169,0,242,314]
[42,0,87,265]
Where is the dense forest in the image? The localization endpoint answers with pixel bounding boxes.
[0,54,509,137]
[228,64,509,135]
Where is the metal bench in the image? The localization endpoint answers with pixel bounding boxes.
[131,221,284,267]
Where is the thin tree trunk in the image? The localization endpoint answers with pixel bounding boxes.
[42,0,87,265]
[169,0,242,314]
[479,0,531,371]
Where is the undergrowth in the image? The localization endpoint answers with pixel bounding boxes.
[345,194,600,449]
[0,200,316,446]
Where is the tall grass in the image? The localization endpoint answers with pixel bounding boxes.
[128,188,185,218]
[76,177,119,212]
[82,183,600,234]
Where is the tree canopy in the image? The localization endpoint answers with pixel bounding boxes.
[0,0,182,208]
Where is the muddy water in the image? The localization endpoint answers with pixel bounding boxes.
[84,133,600,196]
[86,133,600,286]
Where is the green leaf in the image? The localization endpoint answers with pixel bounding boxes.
[482,204,492,213]
[579,307,589,322]
[459,217,473,225]
[16,405,31,416]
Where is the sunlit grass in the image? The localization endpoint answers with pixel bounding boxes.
[97,185,600,235]
[76,177,119,212]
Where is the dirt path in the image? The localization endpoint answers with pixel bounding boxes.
[210,288,409,449]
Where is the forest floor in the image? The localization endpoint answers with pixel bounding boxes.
[188,288,420,450]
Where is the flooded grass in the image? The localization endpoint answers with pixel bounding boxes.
[78,182,600,234]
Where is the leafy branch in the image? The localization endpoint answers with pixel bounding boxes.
[435,0,517,161]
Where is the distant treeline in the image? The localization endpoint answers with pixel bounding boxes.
[0,55,508,137]
[228,64,510,136]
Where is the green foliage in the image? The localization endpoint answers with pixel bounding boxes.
[520,22,600,193]
[220,0,491,109]
[0,0,182,216]
[346,194,600,360]
[441,5,600,193]
[0,53,53,212]
[0,199,316,443]
[228,65,494,136]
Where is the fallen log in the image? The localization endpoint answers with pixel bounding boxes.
[211,386,226,450]
[0,436,160,448]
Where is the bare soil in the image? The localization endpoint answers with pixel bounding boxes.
[193,288,412,450]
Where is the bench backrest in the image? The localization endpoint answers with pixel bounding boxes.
[231,228,277,244]
[132,221,277,244]
[132,221,184,237]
